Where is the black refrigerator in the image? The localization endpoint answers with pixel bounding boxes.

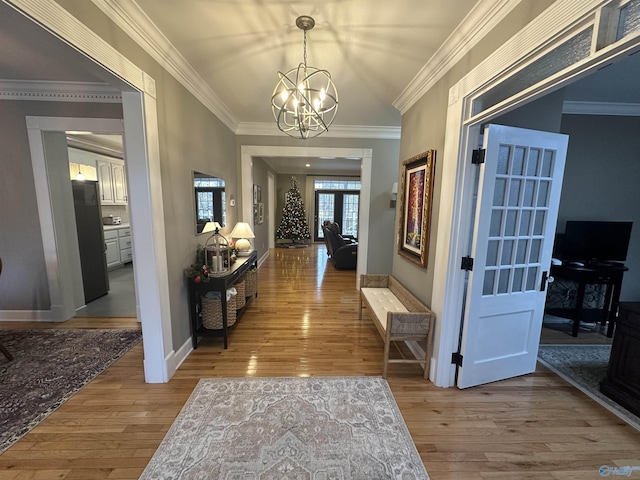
[72,180,109,303]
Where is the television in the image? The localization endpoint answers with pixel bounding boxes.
[558,221,633,263]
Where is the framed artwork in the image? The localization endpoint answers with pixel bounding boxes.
[258,202,264,224]
[253,184,258,204]
[397,150,436,268]
[257,186,262,202]
[253,205,259,224]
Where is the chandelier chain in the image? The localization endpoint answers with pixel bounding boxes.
[303,29,307,66]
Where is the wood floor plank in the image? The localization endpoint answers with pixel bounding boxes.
[1,244,638,479]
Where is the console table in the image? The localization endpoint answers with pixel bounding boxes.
[187,250,257,349]
[600,302,640,418]
[545,262,627,337]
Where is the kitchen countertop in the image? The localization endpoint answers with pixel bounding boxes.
[103,223,130,231]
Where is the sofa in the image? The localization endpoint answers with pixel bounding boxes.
[322,221,358,270]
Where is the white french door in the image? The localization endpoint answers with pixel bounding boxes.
[457,124,568,388]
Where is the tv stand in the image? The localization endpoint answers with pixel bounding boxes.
[545,262,628,337]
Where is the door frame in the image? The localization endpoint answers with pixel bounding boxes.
[240,146,372,287]
[431,0,640,387]
[313,189,361,241]
[15,0,174,384]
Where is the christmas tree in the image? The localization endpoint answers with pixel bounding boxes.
[276,176,311,244]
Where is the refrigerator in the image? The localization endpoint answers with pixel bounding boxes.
[72,180,110,303]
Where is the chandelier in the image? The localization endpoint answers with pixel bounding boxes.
[271,16,338,139]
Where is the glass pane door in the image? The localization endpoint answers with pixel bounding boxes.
[316,193,335,240]
[342,194,359,237]
[314,191,360,241]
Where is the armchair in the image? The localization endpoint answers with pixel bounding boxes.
[322,221,358,270]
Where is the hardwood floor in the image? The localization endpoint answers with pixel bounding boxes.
[1,244,639,479]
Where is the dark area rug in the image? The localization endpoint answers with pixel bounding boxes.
[537,345,640,430]
[0,328,142,454]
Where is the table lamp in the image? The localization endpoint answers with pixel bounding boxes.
[230,222,255,256]
[201,221,221,235]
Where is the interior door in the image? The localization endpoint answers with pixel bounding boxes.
[457,124,569,388]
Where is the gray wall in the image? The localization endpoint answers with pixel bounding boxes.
[557,114,640,300]
[237,135,400,274]
[0,100,122,310]
[493,89,565,133]
[397,0,556,304]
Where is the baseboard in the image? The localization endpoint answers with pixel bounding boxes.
[406,340,434,380]
[0,310,55,321]
[258,250,269,267]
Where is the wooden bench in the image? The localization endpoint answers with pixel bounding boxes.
[359,274,435,379]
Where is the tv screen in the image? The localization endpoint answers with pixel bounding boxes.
[560,221,633,262]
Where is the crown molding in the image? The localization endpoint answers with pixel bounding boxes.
[236,122,401,139]
[67,136,124,158]
[562,100,640,116]
[0,79,121,102]
[393,0,521,114]
[92,0,238,132]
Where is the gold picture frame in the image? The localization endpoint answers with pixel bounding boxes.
[397,150,436,268]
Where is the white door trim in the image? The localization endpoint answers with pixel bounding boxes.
[267,171,275,250]
[240,146,372,287]
[431,0,640,387]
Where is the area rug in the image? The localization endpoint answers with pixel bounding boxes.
[276,243,309,249]
[0,328,142,454]
[537,345,640,430]
[140,376,429,479]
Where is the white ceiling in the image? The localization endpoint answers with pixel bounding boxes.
[128,0,481,128]
[3,1,640,174]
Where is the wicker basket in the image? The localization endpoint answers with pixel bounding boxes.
[227,294,237,327]
[235,279,246,309]
[201,294,223,330]
[201,291,238,329]
[245,268,258,297]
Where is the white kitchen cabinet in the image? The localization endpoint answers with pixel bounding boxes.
[69,147,127,206]
[104,230,121,269]
[97,157,127,206]
[111,162,128,204]
[118,227,132,264]
[104,226,133,269]
[97,160,116,204]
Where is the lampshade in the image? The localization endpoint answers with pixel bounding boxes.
[271,16,338,139]
[229,222,256,253]
[230,222,255,253]
[202,221,222,234]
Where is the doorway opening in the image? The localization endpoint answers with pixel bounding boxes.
[313,179,361,241]
[431,1,640,388]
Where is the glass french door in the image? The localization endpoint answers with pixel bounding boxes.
[314,190,360,241]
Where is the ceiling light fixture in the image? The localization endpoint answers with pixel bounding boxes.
[271,16,338,139]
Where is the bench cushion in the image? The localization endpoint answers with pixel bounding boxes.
[360,287,408,331]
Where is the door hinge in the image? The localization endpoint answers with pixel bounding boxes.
[461,256,474,271]
[451,352,463,367]
[472,148,485,164]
